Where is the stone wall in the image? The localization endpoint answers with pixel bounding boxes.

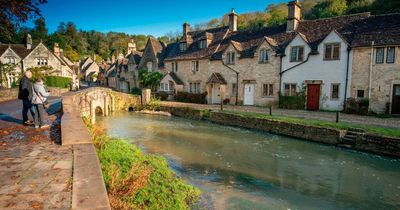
[351,46,400,113]
[0,87,69,103]
[209,111,343,145]
[355,134,400,157]
[161,106,208,120]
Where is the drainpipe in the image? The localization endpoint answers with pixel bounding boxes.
[343,46,351,110]
[279,55,283,108]
[368,41,374,101]
[222,61,239,105]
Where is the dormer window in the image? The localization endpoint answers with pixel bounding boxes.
[259,49,269,63]
[6,57,16,64]
[324,43,340,60]
[199,39,207,49]
[290,46,304,62]
[147,62,153,72]
[180,43,187,52]
[36,58,48,66]
[226,52,236,65]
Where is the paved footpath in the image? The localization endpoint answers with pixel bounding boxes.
[162,101,400,129]
[0,99,72,209]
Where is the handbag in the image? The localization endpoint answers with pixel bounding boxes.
[33,86,50,109]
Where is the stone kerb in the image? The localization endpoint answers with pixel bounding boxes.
[61,87,111,210]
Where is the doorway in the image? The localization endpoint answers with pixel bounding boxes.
[211,84,221,104]
[307,84,320,110]
[392,84,400,114]
[244,84,254,105]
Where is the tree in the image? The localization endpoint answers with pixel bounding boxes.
[138,68,163,90]
[31,18,48,43]
[369,0,400,14]
[0,0,47,43]
[0,62,17,88]
[306,0,348,19]
[26,66,59,82]
[266,3,287,27]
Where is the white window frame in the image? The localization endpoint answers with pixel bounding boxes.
[386,47,395,64]
[262,84,274,97]
[180,42,187,51]
[284,83,297,96]
[259,49,269,63]
[147,62,153,72]
[191,60,199,73]
[331,83,340,100]
[375,47,385,64]
[199,39,207,49]
[290,46,304,62]
[172,62,178,72]
[226,51,235,65]
[324,43,340,60]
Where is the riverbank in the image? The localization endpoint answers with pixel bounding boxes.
[83,118,201,209]
[161,106,400,158]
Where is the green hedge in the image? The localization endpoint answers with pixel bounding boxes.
[176,92,207,104]
[45,76,72,88]
[279,94,306,109]
[344,97,369,115]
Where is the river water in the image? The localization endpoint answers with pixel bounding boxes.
[97,112,400,210]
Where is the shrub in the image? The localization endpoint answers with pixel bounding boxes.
[83,119,201,210]
[144,97,161,111]
[45,76,72,88]
[130,87,142,95]
[279,94,306,109]
[344,97,369,115]
[223,98,230,105]
[154,91,169,101]
[176,91,207,104]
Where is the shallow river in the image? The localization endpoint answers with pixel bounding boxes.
[98,112,400,210]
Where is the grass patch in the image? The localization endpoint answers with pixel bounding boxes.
[83,118,201,210]
[221,110,400,138]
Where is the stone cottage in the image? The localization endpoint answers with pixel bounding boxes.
[159,0,400,114]
[80,56,100,82]
[0,34,77,88]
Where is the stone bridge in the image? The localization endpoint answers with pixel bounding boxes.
[62,87,141,123]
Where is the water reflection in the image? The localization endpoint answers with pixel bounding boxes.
[98,113,400,210]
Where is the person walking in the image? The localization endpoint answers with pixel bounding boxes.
[32,78,50,129]
[18,70,35,126]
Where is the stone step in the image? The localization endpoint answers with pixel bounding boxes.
[348,128,365,133]
[344,134,357,140]
[341,137,356,145]
[338,144,354,149]
[347,131,362,136]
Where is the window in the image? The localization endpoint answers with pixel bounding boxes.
[290,46,304,62]
[259,49,269,63]
[284,83,297,96]
[262,84,274,97]
[36,58,48,66]
[226,52,235,64]
[331,84,340,99]
[189,82,200,93]
[160,82,175,92]
[172,62,178,72]
[7,57,16,64]
[387,47,395,64]
[191,61,199,73]
[232,83,237,95]
[199,40,207,49]
[324,43,340,60]
[147,62,153,72]
[375,48,384,64]
[180,42,187,51]
[357,90,365,98]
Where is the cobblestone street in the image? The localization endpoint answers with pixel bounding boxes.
[0,99,72,209]
[161,101,400,129]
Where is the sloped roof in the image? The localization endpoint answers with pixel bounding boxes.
[0,44,35,59]
[169,72,184,85]
[207,72,227,84]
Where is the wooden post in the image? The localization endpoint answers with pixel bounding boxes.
[336,111,340,123]
[269,106,272,115]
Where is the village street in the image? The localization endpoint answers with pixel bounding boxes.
[0,99,72,209]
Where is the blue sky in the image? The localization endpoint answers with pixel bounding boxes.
[26,0,283,37]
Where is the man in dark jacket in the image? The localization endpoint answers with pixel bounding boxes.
[18,70,35,125]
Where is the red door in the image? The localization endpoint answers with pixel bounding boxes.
[307,84,320,110]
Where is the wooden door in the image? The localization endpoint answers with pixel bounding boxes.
[392,85,400,114]
[307,84,320,110]
[244,84,255,105]
[211,84,221,104]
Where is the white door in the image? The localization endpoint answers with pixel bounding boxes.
[244,84,254,105]
[211,84,221,104]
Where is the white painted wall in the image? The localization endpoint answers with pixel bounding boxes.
[281,32,351,110]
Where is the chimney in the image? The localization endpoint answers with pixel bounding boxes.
[60,49,64,57]
[183,23,190,35]
[128,38,136,54]
[229,9,238,32]
[26,34,32,50]
[54,43,60,57]
[286,0,301,32]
